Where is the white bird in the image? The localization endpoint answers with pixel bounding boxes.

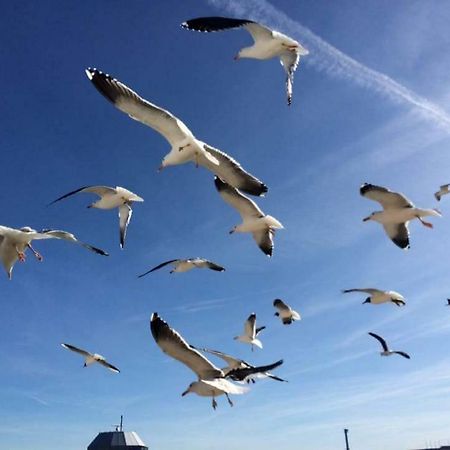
[181,16,309,105]
[368,332,410,359]
[61,343,120,373]
[138,258,225,277]
[150,313,248,410]
[49,185,144,248]
[214,177,283,256]
[342,288,406,307]
[361,183,441,249]
[435,184,450,201]
[0,226,108,279]
[234,313,265,351]
[197,347,286,383]
[273,299,301,324]
[85,68,267,196]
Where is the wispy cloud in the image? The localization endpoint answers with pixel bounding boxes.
[207,0,450,130]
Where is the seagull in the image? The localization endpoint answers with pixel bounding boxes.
[435,184,450,201]
[49,185,144,248]
[368,332,410,359]
[234,313,265,351]
[360,183,441,249]
[0,226,108,279]
[273,299,301,324]
[181,17,309,105]
[150,313,248,410]
[138,258,225,277]
[61,343,120,373]
[197,347,287,383]
[85,68,267,196]
[342,288,406,307]
[214,177,283,256]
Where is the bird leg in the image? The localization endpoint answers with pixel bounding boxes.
[212,397,218,410]
[225,393,233,407]
[417,216,433,228]
[27,244,43,261]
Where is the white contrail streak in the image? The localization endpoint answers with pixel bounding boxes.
[206,0,450,129]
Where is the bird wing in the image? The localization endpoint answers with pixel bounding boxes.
[191,259,225,272]
[360,183,414,210]
[199,144,267,197]
[244,314,257,338]
[382,223,410,249]
[35,229,109,256]
[97,359,121,373]
[138,259,180,277]
[118,203,132,249]
[85,68,193,147]
[201,378,249,394]
[255,326,266,336]
[368,332,389,352]
[227,359,284,382]
[150,313,223,380]
[342,288,381,295]
[252,228,274,257]
[61,343,92,357]
[0,235,18,279]
[197,348,243,370]
[215,177,264,220]
[181,16,256,33]
[393,351,410,359]
[280,51,300,106]
[273,298,291,311]
[48,186,117,206]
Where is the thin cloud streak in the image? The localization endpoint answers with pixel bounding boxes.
[207,0,450,130]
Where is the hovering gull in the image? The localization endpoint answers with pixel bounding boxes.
[273,299,301,324]
[85,68,267,196]
[0,226,108,279]
[214,177,283,256]
[198,347,286,384]
[181,17,309,105]
[360,183,441,249]
[234,313,265,351]
[49,185,143,248]
[368,332,410,359]
[150,313,248,409]
[61,343,120,373]
[435,184,450,201]
[342,288,406,307]
[138,258,225,277]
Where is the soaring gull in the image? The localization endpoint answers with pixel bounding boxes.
[273,299,301,324]
[368,332,410,359]
[138,258,225,277]
[49,185,143,248]
[181,17,309,105]
[150,313,248,409]
[342,288,406,307]
[234,313,265,351]
[85,68,267,196]
[214,177,283,256]
[61,343,120,373]
[360,183,441,249]
[435,184,450,201]
[0,225,108,279]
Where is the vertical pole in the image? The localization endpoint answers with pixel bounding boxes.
[344,428,350,450]
[120,415,123,432]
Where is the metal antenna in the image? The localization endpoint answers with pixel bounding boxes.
[344,428,350,450]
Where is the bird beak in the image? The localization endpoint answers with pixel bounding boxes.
[233,54,240,60]
[157,165,165,173]
[362,216,371,222]
[181,389,189,397]
[362,299,370,304]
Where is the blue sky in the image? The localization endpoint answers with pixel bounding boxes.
[2,1,450,449]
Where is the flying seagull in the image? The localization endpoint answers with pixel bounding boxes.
[181,17,309,105]
[342,288,406,307]
[368,332,410,359]
[150,313,248,409]
[214,177,283,256]
[61,343,120,373]
[197,347,287,383]
[138,258,225,277]
[360,183,441,249]
[0,225,108,279]
[234,313,265,351]
[273,299,301,324]
[49,185,144,248]
[85,68,267,196]
[435,184,450,201]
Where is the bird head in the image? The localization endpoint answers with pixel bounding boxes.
[363,297,371,304]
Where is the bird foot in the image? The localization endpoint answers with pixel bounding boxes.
[226,394,233,407]
[17,252,26,262]
[212,398,218,410]
[35,253,43,262]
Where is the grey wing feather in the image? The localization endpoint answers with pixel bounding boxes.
[181,16,255,33]
[228,359,283,382]
[383,223,410,249]
[48,186,116,206]
[393,351,410,359]
[360,183,413,209]
[342,288,381,295]
[85,68,192,147]
[244,314,257,338]
[98,359,121,373]
[138,259,179,277]
[150,313,223,379]
[118,204,132,249]
[368,332,389,351]
[252,229,274,257]
[198,348,244,370]
[199,145,267,196]
[61,343,91,357]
